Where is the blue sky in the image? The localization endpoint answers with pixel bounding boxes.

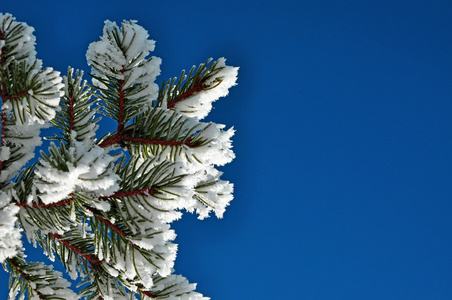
[2,0,452,299]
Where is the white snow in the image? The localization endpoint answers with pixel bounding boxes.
[189,123,235,167]
[0,123,43,182]
[0,191,22,263]
[190,165,234,219]
[34,139,119,205]
[0,146,10,161]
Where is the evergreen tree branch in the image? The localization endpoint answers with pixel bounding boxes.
[166,77,207,109]
[0,15,236,299]
[157,58,219,109]
[8,256,47,299]
[0,26,9,175]
[99,108,215,165]
[7,254,78,299]
[156,57,238,120]
[14,198,72,208]
[87,20,161,130]
[49,229,160,299]
[49,233,102,268]
[51,68,100,146]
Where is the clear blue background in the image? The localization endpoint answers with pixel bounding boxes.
[1,1,452,299]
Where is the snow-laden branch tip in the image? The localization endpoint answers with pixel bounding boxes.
[86,20,161,113]
[170,58,239,120]
[0,13,37,65]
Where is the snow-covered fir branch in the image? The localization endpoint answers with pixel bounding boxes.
[0,13,238,299]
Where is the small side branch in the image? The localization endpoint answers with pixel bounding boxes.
[14,198,72,208]
[98,133,124,148]
[117,65,125,133]
[49,232,102,267]
[99,134,196,148]
[167,78,206,109]
[85,206,159,299]
[7,257,45,299]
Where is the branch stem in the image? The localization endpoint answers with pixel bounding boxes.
[117,65,125,133]
[7,257,45,299]
[49,232,102,267]
[167,78,206,109]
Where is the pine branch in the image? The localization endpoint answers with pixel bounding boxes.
[98,108,210,164]
[7,254,78,299]
[33,138,119,206]
[93,155,184,231]
[8,256,46,299]
[12,165,75,238]
[0,13,36,65]
[157,58,220,109]
[89,207,176,281]
[87,20,161,131]
[50,233,102,267]
[2,89,28,100]
[0,15,237,300]
[157,57,238,120]
[166,77,207,109]
[0,24,10,175]
[36,227,97,281]
[125,110,234,167]
[0,15,63,181]
[48,230,160,299]
[98,187,155,200]
[144,273,209,300]
[51,68,99,146]
[4,59,63,125]
[191,165,234,219]
[14,198,71,208]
